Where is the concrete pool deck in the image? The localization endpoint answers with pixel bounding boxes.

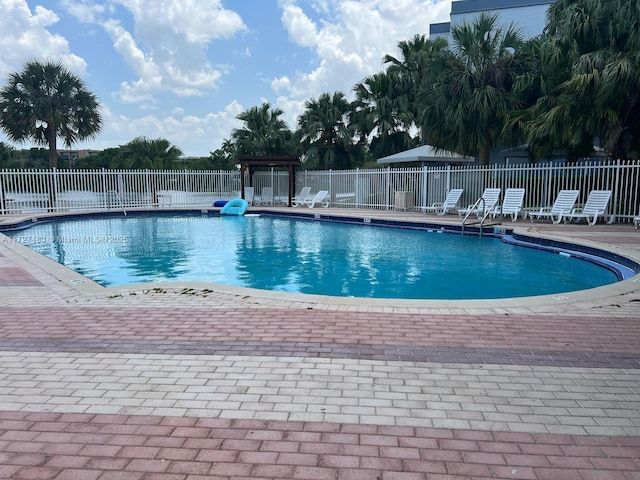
[0,208,639,479]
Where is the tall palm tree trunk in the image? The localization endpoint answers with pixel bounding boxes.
[47,131,58,169]
[479,147,491,166]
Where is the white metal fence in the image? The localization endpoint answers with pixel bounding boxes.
[1,161,639,222]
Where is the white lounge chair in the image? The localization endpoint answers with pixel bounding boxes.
[292,186,312,207]
[458,188,501,219]
[529,189,579,224]
[420,188,463,215]
[566,190,612,225]
[255,186,273,206]
[305,190,330,208]
[634,216,640,229]
[491,188,525,222]
[243,186,254,206]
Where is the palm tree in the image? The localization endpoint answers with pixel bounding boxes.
[121,137,183,169]
[384,35,448,141]
[0,60,102,168]
[208,138,237,170]
[233,103,293,156]
[352,71,413,159]
[518,0,640,161]
[297,92,353,169]
[419,13,524,165]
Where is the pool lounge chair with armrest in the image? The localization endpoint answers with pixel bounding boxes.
[491,188,525,222]
[305,190,330,208]
[566,190,612,225]
[292,186,312,207]
[458,188,501,219]
[420,188,463,215]
[635,216,640,229]
[529,189,579,224]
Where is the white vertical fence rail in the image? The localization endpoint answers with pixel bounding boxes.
[1,161,639,222]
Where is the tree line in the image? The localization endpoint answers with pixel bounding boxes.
[1,0,638,170]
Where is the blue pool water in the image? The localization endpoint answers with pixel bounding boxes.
[4,213,620,300]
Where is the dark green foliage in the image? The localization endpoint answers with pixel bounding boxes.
[297,92,354,169]
[418,13,524,165]
[119,137,183,169]
[233,103,294,156]
[507,0,640,160]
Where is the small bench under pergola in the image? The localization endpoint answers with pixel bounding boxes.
[236,155,302,207]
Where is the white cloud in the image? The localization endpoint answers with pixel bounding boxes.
[275,96,306,132]
[276,0,452,122]
[271,76,292,94]
[235,47,251,58]
[117,0,245,44]
[281,4,319,48]
[63,0,246,104]
[60,0,108,23]
[101,19,160,105]
[0,0,87,77]
[93,101,245,156]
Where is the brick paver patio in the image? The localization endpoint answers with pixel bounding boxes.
[0,210,639,479]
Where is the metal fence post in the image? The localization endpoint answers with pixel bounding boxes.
[101,168,107,209]
[145,169,151,206]
[386,167,391,210]
[0,171,5,214]
[612,158,621,222]
[51,167,59,212]
[421,166,427,208]
[354,168,359,208]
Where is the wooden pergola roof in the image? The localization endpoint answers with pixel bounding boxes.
[236,155,302,207]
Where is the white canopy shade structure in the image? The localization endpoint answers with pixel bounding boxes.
[377,144,475,166]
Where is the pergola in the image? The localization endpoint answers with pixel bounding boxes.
[236,155,302,207]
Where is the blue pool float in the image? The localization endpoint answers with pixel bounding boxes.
[213,200,228,207]
[219,198,249,216]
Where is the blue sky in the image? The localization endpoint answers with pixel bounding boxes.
[0,0,451,157]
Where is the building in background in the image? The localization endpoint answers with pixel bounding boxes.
[430,0,554,43]
[59,149,100,168]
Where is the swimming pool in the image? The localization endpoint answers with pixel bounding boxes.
[2,212,627,300]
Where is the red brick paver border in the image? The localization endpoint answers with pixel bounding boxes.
[1,412,639,480]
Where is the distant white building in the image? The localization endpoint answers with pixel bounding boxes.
[430,0,554,43]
